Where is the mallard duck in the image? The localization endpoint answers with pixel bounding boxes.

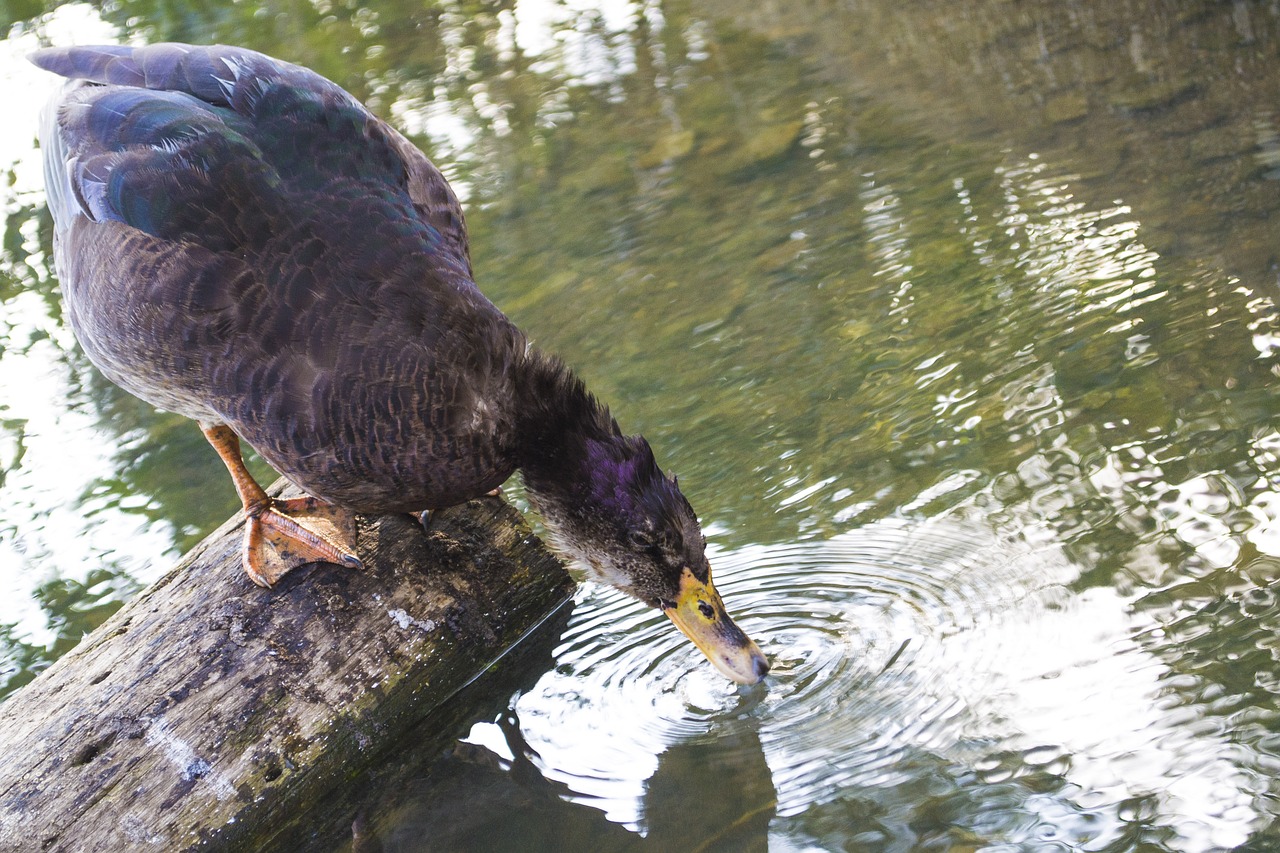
[31,43,767,684]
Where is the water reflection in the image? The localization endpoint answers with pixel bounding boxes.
[368,706,774,853]
[3,0,1280,849]
[382,500,1275,850]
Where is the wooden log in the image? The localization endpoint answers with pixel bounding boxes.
[0,482,575,852]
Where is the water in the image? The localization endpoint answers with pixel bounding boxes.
[3,1,1280,850]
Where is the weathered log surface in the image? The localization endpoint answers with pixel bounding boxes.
[0,483,574,852]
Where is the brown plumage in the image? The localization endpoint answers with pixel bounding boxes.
[34,43,767,683]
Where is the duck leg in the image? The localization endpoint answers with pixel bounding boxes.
[202,424,362,587]
[415,487,503,531]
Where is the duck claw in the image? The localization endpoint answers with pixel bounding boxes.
[243,496,361,587]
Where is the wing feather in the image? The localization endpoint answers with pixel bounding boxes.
[32,43,470,267]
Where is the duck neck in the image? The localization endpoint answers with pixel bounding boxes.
[514,350,615,503]
[513,351,646,567]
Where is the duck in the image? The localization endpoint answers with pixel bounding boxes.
[31,43,768,684]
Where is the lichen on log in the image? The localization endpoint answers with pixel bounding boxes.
[0,482,574,852]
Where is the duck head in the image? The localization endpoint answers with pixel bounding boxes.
[517,356,769,684]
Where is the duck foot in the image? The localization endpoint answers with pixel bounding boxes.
[244,495,361,587]
[202,424,362,587]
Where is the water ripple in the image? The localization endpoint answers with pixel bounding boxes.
[514,515,1080,826]
[501,512,1268,849]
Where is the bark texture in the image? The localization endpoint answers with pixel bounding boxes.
[0,483,574,852]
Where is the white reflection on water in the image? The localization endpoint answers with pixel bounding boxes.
[0,9,175,646]
[392,0,642,201]
[474,507,1259,850]
[0,4,1277,847]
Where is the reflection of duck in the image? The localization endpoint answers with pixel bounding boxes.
[32,43,766,683]
[357,709,776,852]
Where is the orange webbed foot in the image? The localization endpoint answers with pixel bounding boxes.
[243,496,362,588]
[201,423,362,587]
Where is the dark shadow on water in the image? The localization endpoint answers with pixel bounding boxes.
[351,706,777,853]
[357,711,643,853]
[642,727,776,853]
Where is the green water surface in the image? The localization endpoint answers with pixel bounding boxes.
[2,1,1280,850]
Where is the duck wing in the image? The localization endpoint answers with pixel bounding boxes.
[32,42,471,271]
[34,44,520,510]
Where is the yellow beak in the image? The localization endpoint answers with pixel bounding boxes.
[663,567,769,684]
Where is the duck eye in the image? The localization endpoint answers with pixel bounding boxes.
[697,600,716,621]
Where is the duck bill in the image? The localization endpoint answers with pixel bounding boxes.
[663,567,769,684]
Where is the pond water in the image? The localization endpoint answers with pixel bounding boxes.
[3,1,1280,850]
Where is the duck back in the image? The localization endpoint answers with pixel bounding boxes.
[36,43,524,511]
